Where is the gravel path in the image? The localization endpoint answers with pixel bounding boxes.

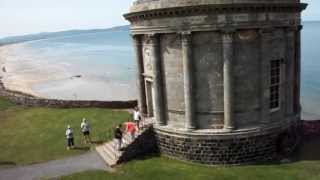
[0,150,111,180]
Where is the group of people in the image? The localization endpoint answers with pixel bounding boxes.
[114,107,142,151]
[65,107,142,151]
[65,118,91,150]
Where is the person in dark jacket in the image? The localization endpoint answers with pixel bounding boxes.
[114,124,123,150]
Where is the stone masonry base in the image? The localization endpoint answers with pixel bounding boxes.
[154,126,291,165]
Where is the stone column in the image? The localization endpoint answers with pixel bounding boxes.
[284,27,295,118]
[259,27,273,125]
[294,25,303,115]
[132,35,147,116]
[149,34,166,126]
[181,32,196,131]
[222,30,235,131]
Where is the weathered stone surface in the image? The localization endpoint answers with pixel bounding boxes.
[130,0,303,13]
[155,127,280,165]
[125,0,307,165]
[301,120,320,139]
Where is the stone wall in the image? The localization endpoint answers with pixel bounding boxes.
[118,126,158,163]
[155,128,281,165]
[114,120,320,165]
[0,81,137,109]
[301,120,320,139]
[146,120,318,165]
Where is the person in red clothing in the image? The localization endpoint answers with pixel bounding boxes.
[125,120,137,142]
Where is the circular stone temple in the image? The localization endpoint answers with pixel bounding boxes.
[124,0,307,164]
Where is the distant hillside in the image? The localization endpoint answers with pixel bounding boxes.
[1,21,318,47]
[0,25,130,46]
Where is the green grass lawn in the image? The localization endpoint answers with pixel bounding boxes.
[0,97,130,165]
[2,97,320,180]
[0,97,15,110]
[55,106,320,180]
[54,154,320,180]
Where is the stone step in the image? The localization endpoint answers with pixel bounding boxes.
[102,142,122,158]
[96,145,117,166]
[96,126,153,166]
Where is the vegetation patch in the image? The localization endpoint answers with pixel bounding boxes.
[0,97,130,165]
[53,154,320,180]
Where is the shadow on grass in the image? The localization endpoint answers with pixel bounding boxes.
[135,152,161,161]
[119,151,161,165]
[254,137,320,166]
[0,161,16,166]
[292,137,320,162]
[73,146,90,151]
[0,161,17,169]
[90,140,104,145]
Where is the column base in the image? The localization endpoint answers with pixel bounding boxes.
[185,126,197,132]
[157,122,166,126]
[223,126,235,132]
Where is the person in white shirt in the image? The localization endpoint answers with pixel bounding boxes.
[65,125,74,150]
[80,118,91,144]
[133,107,141,130]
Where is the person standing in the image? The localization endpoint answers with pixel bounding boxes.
[133,107,141,130]
[80,118,91,144]
[66,125,74,150]
[114,124,123,151]
[125,120,137,142]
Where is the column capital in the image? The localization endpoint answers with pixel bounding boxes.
[131,34,143,45]
[145,33,160,46]
[181,31,192,43]
[284,25,303,33]
[221,27,236,34]
[130,34,141,38]
[222,29,235,44]
[259,27,275,35]
[146,33,159,39]
[284,26,297,33]
[180,31,192,36]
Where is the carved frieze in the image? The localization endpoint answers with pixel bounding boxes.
[238,30,258,41]
[124,3,307,22]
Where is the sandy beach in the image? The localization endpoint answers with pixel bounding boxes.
[0,44,70,98]
[0,43,137,101]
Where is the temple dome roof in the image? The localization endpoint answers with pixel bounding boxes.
[130,0,299,13]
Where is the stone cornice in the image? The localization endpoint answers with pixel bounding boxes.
[130,23,300,35]
[154,119,294,139]
[124,3,307,22]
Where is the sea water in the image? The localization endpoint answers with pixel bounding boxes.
[0,29,137,101]
[0,22,319,119]
[301,22,320,120]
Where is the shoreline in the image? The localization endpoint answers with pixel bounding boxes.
[0,82,137,109]
[0,44,137,102]
[0,45,47,98]
[0,72,137,109]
